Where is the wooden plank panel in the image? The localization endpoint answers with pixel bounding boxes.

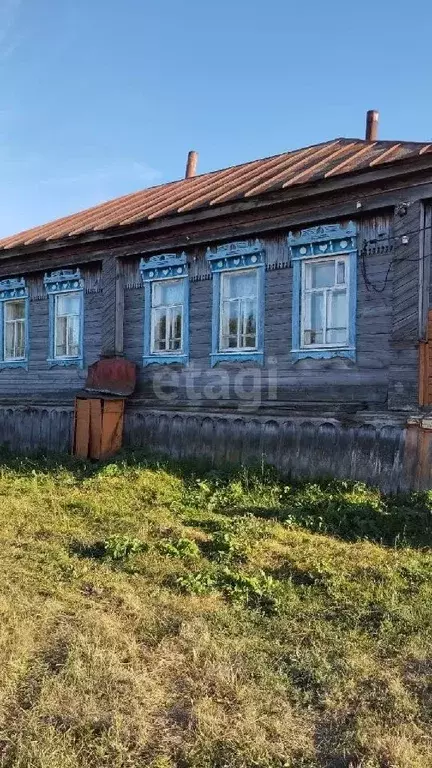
[420,310,432,405]
[74,398,90,458]
[89,398,102,459]
[100,399,124,458]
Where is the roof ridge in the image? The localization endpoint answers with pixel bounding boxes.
[339,136,432,146]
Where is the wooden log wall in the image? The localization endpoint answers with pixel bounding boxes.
[123,213,398,412]
[0,265,102,399]
[388,199,424,409]
[0,176,428,490]
[0,182,427,417]
[101,255,117,357]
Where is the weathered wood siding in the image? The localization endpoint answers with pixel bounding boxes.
[123,214,400,412]
[101,255,117,356]
[0,205,421,415]
[0,190,427,489]
[388,200,423,409]
[0,266,102,399]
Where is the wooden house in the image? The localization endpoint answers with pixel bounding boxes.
[1,111,432,490]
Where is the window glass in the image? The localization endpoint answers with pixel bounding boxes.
[151,279,184,354]
[220,270,258,351]
[5,301,25,322]
[222,272,256,299]
[4,299,26,360]
[327,289,347,344]
[310,262,334,289]
[56,293,80,317]
[302,258,348,348]
[336,261,346,285]
[304,292,324,345]
[55,292,80,357]
[152,280,183,307]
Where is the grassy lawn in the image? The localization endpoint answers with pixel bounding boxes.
[0,453,431,768]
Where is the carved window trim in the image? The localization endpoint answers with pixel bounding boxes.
[44,269,84,368]
[288,222,357,361]
[206,240,265,367]
[0,278,29,369]
[139,253,189,366]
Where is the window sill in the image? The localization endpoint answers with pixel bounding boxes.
[292,347,355,362]
[47,357,84,369]
[142,354,188,366]
[0,360,28,370]
[211,351,264,367]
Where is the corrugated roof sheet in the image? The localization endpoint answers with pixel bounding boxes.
[1,137,431,252]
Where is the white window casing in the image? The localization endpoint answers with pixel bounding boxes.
[301,255,349,348]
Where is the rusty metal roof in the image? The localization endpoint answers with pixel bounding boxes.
[1,137,432,252]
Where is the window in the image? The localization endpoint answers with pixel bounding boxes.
[44,269,84,367]
[140,253,189,365]
[289,222,357,361]
[302,256,348,347]
[0,278,29,368]
[220,270,258,351]
[55,292,81,358]
[206,240,265,366]
[4,300,26,360]
[151,279,184,354]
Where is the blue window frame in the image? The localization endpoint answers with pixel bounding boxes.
[288,221,357,361]
[44,269,84,368]
[206,240,265,366]
[140,253,189,365]
[0,277,29,369]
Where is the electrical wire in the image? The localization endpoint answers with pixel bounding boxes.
[360,247,394,294]
[360,217,432,292]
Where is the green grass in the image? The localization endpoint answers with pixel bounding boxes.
[0,452,430,767]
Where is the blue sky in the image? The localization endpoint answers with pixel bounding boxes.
[0,0,432,237]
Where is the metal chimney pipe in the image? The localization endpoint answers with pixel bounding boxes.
[365,110,379,141]
[185,150,198,178]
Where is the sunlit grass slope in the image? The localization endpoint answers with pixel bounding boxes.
[0,453,430,768]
